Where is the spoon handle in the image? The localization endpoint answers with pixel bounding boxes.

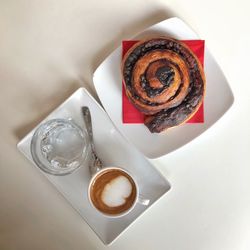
[81,106,95,152]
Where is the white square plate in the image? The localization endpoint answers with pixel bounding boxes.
[93,17,234,159]
[17,88,171,245]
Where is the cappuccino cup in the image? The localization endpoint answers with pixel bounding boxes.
[88,167,150,217]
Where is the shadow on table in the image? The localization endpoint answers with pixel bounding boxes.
[91,8,177,72]
[14,8,178,142]
[13,82,89,141]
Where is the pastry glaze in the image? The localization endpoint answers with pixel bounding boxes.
[122,37,205,133]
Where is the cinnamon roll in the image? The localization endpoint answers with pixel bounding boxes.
[122,37,205,133]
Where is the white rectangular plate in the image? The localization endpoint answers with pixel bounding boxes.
[17,88,171,245]
[93,17,234,159]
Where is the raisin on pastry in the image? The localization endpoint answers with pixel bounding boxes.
[122,37,205,133]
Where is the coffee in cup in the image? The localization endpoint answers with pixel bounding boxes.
[89,167,137,216]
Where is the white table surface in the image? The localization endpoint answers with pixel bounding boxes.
[0,0,249,249]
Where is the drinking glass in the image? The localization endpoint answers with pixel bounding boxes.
[30,118,89,175]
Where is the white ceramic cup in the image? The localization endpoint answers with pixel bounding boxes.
[88,166,150,218]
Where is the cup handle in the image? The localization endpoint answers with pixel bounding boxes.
[138,195,150,206]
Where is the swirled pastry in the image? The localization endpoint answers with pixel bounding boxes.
[122,37,205,133]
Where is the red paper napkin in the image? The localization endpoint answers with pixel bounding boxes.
[122,40,205,123]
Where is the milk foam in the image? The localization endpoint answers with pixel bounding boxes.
[101,175,133,207]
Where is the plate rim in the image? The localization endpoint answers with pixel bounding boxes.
[93,17,234,159]
[16,87,171,245]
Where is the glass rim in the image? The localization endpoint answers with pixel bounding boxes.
[30,118,90,176]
